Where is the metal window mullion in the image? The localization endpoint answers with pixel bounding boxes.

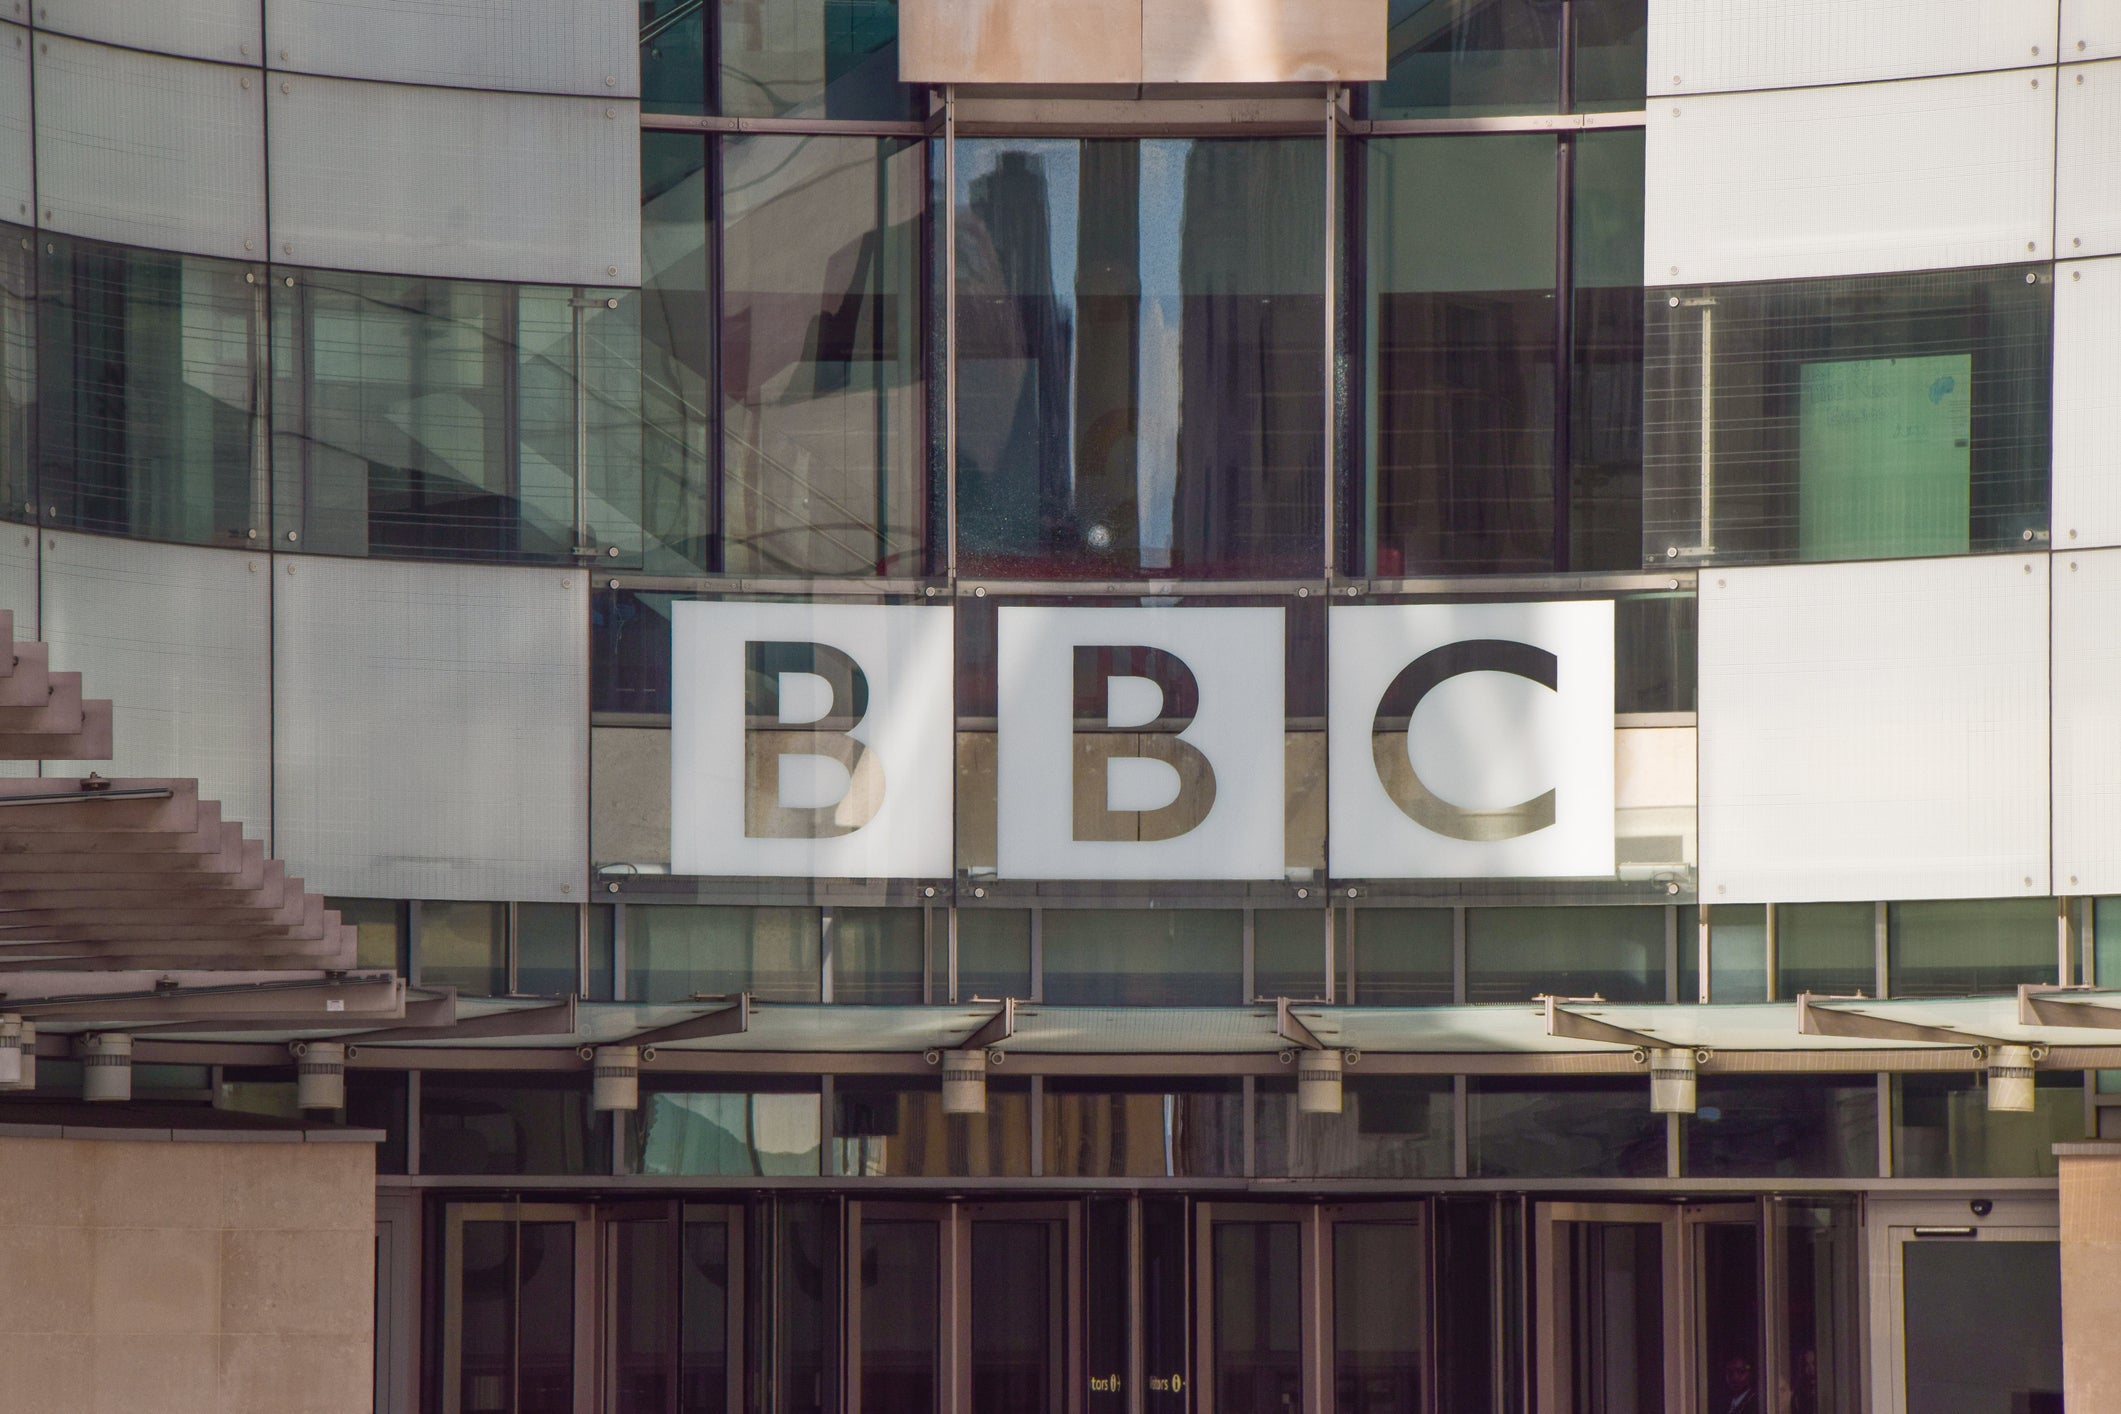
[1453,1074,1469,1178]
[822,1073,839,1177]
[1763,902,1779,1002]
[1323,907,1336,1004]
[1242,1074,1256,1178]
[1322,85,1339,580]
[1029,1075,1043,1178]
[1452,906,1468,1004]
[1029,905,1043,1003]
[1552,131,1575,570]
[505,901,520,996]
[820,904,836,1004]
[1876,1073,1893,1178]
[1242,907,1257,1001]
[408,899,425,986]
[1874,901,1890,998]
[612,902,628,1002]
[942,86,958,581]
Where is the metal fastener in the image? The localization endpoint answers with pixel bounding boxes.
[280,80,291,94]
[286,529,298,542]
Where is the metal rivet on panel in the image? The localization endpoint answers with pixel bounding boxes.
[561,883,572,894]
[2071,528,2079,539]
[1666,545,1679,558]
[1670,107,1680,117]
[247,528,257,539]
[1666,882,1680,895]
[2072,875,2080,885]
[2080,40,2088,51]
[1346,888,1358,899]
[280,49,289,61]
[286,564,294,574]
[605,76,617,87]
[282,243,292,255]
[1666,578,1680,590]
[2031,77,2039,88]
[606,266,618,277]
[2033,46,2040,56]
[2024,877,2034,887]
[240,77,251,90]
[924,586,936,597]
[1296,586,1309,598]
[241,43,250,56]
[2075,237,2083,248]
[2023,528,2035,541]
[2024,563,2033,573]
[245,268,255,279]
[608,881,620,893]
[973,586,986,597]
[923,886,935,898]
[286,530,298,541]
[284,276,294,287]
[280,81,291,94]
[1296,888,1308,899]
[1716,578,1725,588]
[2071,561,2079,571]
[973,887,986,898]
[561,578,571,588]
[607,579,618,589]
[1668,266,1678,277]
[605,107,616,119]
[2078,73,2086,85]
[248,562,257,572]
[1716,885,1725,894]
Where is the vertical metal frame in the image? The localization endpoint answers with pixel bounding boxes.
[1193,1201,1324,1414]
[1762,903,1779,1002]
[1320,1202,1433,1414]
[845,1199,952,1414]
[438,1201,596,1414]
[820,903,837,1003]
[941,86,958,580]
[1322,86,1340,580]
[951,1200,1082,1414]
[1874,901,1891,998]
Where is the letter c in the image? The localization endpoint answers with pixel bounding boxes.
[1372,639,1558,842]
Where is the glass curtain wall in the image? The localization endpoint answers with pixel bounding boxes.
[1366,0,1647,117]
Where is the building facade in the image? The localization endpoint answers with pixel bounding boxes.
[5,1,2121,1411]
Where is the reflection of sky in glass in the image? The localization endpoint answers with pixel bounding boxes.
[638,1091,821,1176]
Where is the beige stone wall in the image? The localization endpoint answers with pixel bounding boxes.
[2059,1145,2121,1410]
[0,1135,375,1414]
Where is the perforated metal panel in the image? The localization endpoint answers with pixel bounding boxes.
[2053,259,2121,548]
[2058,61,2121,260]
[273,557,587,901]
[33,35,265,260]
[2054,549,2121,894]
[266,0,636,97]
[0,24,29,227]
[1699,556,2051,903]
[266,76,638,285]
[37,0,260,66]
[2064,0,2121,62]
[1646,70,2055,286]
[1649,0,2055,95]
[37,532,271,832]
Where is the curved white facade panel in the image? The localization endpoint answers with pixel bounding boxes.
[36,532,273,834]
[273,557,587,903]
[2053,548,2121,895]
[2052,258,2121,549]
[0,24,28,227]
[266,0,638,98]
[2057,60,2121,260]
[32,35,265,260]
[1649,0,2055,97]
[266,75,638,285]
[1645,69,2055,286]
[1698,555,2051,904]
[36,0,260,67]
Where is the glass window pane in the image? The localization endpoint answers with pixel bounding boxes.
[1683,1076,1876,1177]
[720,134,926,575]
[518,1222,578,1414]
[1211,1222,1302,1412]
[1469,1077,1666,1177]
[1888,897,2055,998]
[1466,906,1665,1003]
[420,901,507,996]
[1894,1071,2086,1178]
[832,907,925,1004]
[639,132,715,575]
[0,225,34,526]
[773,1199,842,1414]
[833,1076,1033,1177]
[1645,266,2052,566]
[612,1219,674,1414]
[329,897,408,973]
[635,1084,822,1176]
[641,0,708,116]
[517,903,580,996]
[422,1074,607,1175]
[1353,909,1454,1005]
[1902,1241,2062,1414]
[1040,909,1243,1006]
[346,1070,409,1174]
[626,905,823,1003]
[858,1220,941,1414]
[1369,0,1561,118]
[1569,129,1645,570]
[1707,904,1767,1003]
[1362,135,1557,576]
[1254,911,1327,1000]
[1334,1223,1427,1412]
[1778,902,1875,997]
[1571,0,1647,113]
[457,1220,514,1414]
[955,138,1326,579]
[2095,896,2121,986]
[681,1217,732,1414]
[1615,590,1696,713]
[958,909,1032,1002]
[1042,1079,1245,1177]
[37,235,260,545]
[720,0,918,121]
[588,904,618,1001]
[1256,1075,1453,1177]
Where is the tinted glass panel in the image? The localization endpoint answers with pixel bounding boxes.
[681,1217,732,1414]
[457,1220,514,1414]
[1888,897,2055,997]
[834,1077,1033,1177]
[1571,0,1648,112]
[1043,1079,1244,1177]
[722,0,917,121]
[422,1075,606,1175]
[1706,904,1766,1003]
[329,897,408,974]
[1645,266,2052,566]
[1370,0,1561,117]
[1212,1222,1302,1414]
[635,1086,823,1176]
[612,1219,673,1414]
[1256,1075,1453,1177]
[1777,901,1875,997]
[640,132,715,574]
[1352,908,1454,1005]
[1469,1077,1666,1177]
[1902,1241,2062,1414]
[956,138,1326,578]
[831,907,925,1003]
[859,1220,940,1413]
[957,909,1032,1002]
[773,1199,841,1414]
[971,1221,1061,1414]
[1683,1075,1876,1177]
[641,0,708,114]
[345,1069,410,1173]
[419,900,507,996]
[1334,1223,1426,1414]
[1570,129,1646,569]
[1040,909,1243,1005]
[1254,911,1328,1000]
[517,903,581,996]
[1466,905,1665,1003]
[1894,1071,2086,1178]
[627,904,823,1003]
[1363,134,1556,575]
[37,235,260,545]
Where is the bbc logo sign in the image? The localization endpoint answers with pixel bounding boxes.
[671,601,1614,882]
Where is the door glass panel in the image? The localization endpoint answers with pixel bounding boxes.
[972,1221,1061,1414]
[1143,1198,1190,1411]
[1334,1221,1425,1413]
[1568,1223,1664,1414]
[1692,1223,1759,1414]
[612,1219,672,1413]
[1085,1198,1131,1413]
[682,1218,731,1414]
[515,1223,577,1414]
[860,1219,940,1413]
[1902,1240,2062,1414]
[1777,1201,1861,1414]
[458,1220,514,1414]
[775,1199,840,1414]
[1213,1221,1303,1414]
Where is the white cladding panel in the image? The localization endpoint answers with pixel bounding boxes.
[0,25,29,227]
[1649,0,2055,96]
[2064,1,2121,62]
[1698,556,2050,903]
[2053,258,2121,548]
[2057,61,2121,260]
[38,533,272,833]
[33,35,266,261]
[266,0,637,97]
[2053,549,2121,894]
[37,0,261,66]
[274,558,587,901]
[1645,70,2055,286]
[267,76,638,285]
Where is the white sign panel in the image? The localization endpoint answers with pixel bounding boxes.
[997,605,1284,881]
[1329,601,1615,879]
[670,601,954,879]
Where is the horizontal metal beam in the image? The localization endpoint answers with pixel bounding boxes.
[1796,993,2006,1047]
[624,996,752,1049]
[1542,996,1666,1050]
[2020,985,2121,1030]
